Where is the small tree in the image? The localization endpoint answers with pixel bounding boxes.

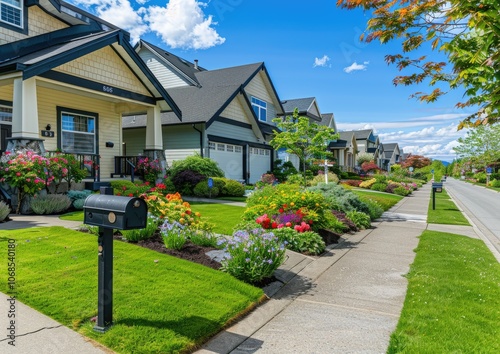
[270,108,339,187]
[401,154,432,169]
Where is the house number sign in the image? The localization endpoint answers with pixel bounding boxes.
[41,130,54,138]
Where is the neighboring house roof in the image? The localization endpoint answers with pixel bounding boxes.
[123,62,276,132]
[339,131,354,143]
[136,40,206,87]
[382,142,399,152]
[352,129,376,141]
[281,97,322,121]
[328,140,348,149]
[320,113,338,132]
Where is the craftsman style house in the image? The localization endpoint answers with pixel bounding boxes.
[0,0,180,184]
[123,40,284,184]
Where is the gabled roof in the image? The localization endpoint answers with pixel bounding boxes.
[339,131,354,142]
[136,40,206,87]
[320,113,337,131]
[352,129,374,140]
[382,143,399,152]
[0,28,181,118]
[281,97,322,121]
[123,62,276,132]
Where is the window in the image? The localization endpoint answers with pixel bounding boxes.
[1,0,22,28]
[0,105,12,124]
[251,97,267,122]
[60,109,96,154]
[209,142,215,150]
[217,143,225,151]
[235,146,242,153]
[226,145,234,152]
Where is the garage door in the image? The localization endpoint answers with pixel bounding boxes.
[249,147,271,184]
[209,142,243,181]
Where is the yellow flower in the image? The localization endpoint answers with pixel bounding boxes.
[290,202,295,207]
[179,218,185,224]
[301,196,305,200]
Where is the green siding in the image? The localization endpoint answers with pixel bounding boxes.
[208,121,259,143]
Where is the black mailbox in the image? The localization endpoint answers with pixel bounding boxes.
[83,195,147,230]
[432,182,443,193]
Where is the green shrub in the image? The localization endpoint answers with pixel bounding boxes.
[394,186,411,196]
[121,214,159,242]
[286,173,307,185]
[307,183,370,215]
[371,182,388,192]
[193,181,220,198]
[188,228,219,248]
[272,159,298,182]
[357,197,384,220]
[110,180,137,191]
[474,172,487,183]
[67,189,92,202]
[272,228,325,255]
[0,200,10,221]
[489,179,500,188]
[169,155,224,180]
[73,199,85,210]
[30,194,72,214]
[222,179,245,196]
[373,174,387,183]
[219,228,286,284]
[160,221,188,250]
[309,173,339,186]
[346,210,371,229]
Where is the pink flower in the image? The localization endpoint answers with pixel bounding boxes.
[16,172,21,177]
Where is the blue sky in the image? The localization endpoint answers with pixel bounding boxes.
[70,0,472,162]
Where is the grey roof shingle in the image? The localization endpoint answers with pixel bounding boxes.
[320,113,333,127]
[123,62,264,127]
[339,131,354,142]
[281,97,315,114]
[382,143,398,152]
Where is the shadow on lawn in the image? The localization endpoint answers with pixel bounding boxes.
[116,315,220,339]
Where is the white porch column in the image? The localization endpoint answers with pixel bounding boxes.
[12,77,39,139]
[145,105,162,150]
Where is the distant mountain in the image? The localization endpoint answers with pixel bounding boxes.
[435,160,451,166]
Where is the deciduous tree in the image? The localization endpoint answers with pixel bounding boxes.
[336,0,500,127]
[270,108,339,187]
[401,154,432,169]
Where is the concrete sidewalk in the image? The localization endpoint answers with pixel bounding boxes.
[196,184,433,354]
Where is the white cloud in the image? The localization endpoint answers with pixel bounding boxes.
[69,0,225,49]
[313,55,330,68]
[71,0,148,43]
[343,61,368,73]
[146,0,225,49]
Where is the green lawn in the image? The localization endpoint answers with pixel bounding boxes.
[352,189,403,211]
[427,189,470,225]
[61,203,245,236]
[189,203,245,235]
[388,230,500,353]
[0,227,263,353]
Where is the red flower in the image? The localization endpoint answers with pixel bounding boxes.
[128,193,133,197]
[271,222,278,228]
[279,208,284,213]
[283,204,288,209]
[285,222,292,227]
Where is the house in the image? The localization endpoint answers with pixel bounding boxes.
[327,131,357,172]
[0,0,180,188]
[123,41,284,184]
[353,129,379,155]
[379,142,401,171]
[278,97,328,170]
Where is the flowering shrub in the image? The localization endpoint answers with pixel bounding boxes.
[160,221,188,250]
[219,228,286,284]
[359,178,377,189]
[361,161,381,173]
[136,157,162,184]
[341,179,362,187]
[256,210,313,232]
[0,150,53,213]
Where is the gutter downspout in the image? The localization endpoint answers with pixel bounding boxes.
[192,124,203,157]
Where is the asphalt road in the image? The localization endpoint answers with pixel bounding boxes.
[443,177,500,255]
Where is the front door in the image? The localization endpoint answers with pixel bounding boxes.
[0,124,12,155]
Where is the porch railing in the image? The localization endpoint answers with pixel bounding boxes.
[111,156,141,178]
[46,151,100,182]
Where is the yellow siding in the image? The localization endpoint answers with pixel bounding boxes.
[0,6,68,45]
[55,46,151,96]
[220,97,248,124]
[0,85,13,101]
[245,72,273,102]
[37,86,122,178]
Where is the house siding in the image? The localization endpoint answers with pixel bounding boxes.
[163,125,200,166]
[0,6,68,44]
[36,86,122,178]
[138,48,191,89]
[208,121,259,144]
[123,127,145,156]
[55,46,151,96]
[220,98,247,124]
[245,71,277,123]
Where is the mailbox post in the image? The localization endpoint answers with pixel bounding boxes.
[83,187,147,332]
[432,182,443,210]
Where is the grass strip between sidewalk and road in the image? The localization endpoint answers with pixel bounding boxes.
[0,227,263,353]
[427,188,470,225]
[388,230,500,353]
